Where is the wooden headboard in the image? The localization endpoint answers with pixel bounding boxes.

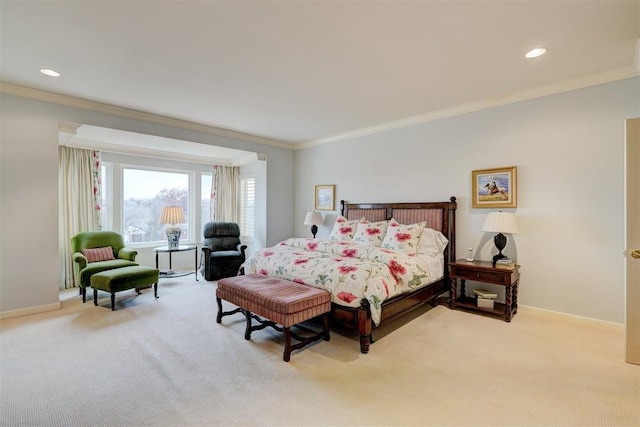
[340,197,458,266]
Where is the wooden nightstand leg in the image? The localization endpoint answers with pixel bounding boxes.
[512,280,519,315]
[449,277,457,309]
[504,284,513,322]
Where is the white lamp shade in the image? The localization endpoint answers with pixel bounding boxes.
[159,206,185,225]
[481,212,519,234]
[304,211,323,226]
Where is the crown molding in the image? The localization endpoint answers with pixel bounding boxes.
[0,82,294,150]
[296,65,640,150]
[3,63,637,153]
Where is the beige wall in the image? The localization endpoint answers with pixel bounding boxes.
[294,77,640,324]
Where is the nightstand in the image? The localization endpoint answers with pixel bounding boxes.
[448,260,520,322]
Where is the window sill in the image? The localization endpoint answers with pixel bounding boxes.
[126,241,198,250]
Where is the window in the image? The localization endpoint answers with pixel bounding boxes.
[201,173,212,223]
[239,176,255,238]
[121,168,189,244]
[99,156,253,246]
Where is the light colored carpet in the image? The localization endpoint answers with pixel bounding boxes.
[1,275,638,426]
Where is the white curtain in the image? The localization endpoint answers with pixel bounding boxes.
[210,165,239,222]
[58,147,102,289]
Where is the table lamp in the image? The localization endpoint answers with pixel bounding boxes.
[304,211,323,238]
[160,206,185,249]
[481,211,519,266]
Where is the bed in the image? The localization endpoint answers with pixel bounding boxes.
[242,197,457,353]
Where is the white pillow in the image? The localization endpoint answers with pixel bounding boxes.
[417,227,449,255]
[328,216,360,241]
[352,220,389,247]
[381,219,426,253]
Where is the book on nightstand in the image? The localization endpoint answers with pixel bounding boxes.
[496,258,515,266]
[473,288,498,299]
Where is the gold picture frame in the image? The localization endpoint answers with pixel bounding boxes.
[472,166,517,208]
[314,185,335,211]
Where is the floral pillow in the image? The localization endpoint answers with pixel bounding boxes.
[381,219,426,254]
[328,216,360,241]
[352,220,389,247]
[81,247,115,263]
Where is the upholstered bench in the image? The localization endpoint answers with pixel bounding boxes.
[91,266,160,311]
[216,274,331,362]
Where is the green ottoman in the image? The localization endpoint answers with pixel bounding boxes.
[91,266,160,310]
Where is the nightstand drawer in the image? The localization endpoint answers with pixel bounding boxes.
[452,268,505,282]
[450,267,474,278]
[450,265,516,285]
[477,270,508,283]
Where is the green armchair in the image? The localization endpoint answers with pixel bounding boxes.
[71,231,139,302]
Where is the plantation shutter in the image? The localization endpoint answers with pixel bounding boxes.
[239,176,255,237]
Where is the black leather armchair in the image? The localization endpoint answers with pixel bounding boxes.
[201,222,247,281]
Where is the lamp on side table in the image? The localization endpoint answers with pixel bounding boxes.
[481,211,519,267]
[160,206,185,250]
[304,211,323,238]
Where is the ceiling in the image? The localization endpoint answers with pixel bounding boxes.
[1,1,639,148]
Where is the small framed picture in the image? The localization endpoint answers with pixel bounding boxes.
[315,185,335,211]
[472,166,517,208]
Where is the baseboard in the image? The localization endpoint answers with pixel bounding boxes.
[0,301,61,320]
[518,304,624,327]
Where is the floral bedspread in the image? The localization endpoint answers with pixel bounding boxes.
[242,238,437,325]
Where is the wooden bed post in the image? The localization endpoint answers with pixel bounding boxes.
[448,196,457,267]
[357,304,373,354]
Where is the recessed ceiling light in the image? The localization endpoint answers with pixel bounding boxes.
[525,48,546,59]
[40,69,60,77]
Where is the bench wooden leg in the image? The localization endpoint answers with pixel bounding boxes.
[244,310,252,340]
[111,293,116,311]
[93,289,98,306]
[216,293,330,362]
[322,313,330,341]
[216,297,223,323]
[216,297,244,324]
[283,327,292,362]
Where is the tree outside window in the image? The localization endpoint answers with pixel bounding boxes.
[123,169,189,244]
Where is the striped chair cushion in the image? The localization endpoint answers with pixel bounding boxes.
[81,247,115,263]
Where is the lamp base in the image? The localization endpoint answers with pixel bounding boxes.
[492,232,507,267]
[166,225,182,249]
[310,224,318,238]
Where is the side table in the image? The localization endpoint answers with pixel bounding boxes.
[448,260,520,322]
[154,245,198,281]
